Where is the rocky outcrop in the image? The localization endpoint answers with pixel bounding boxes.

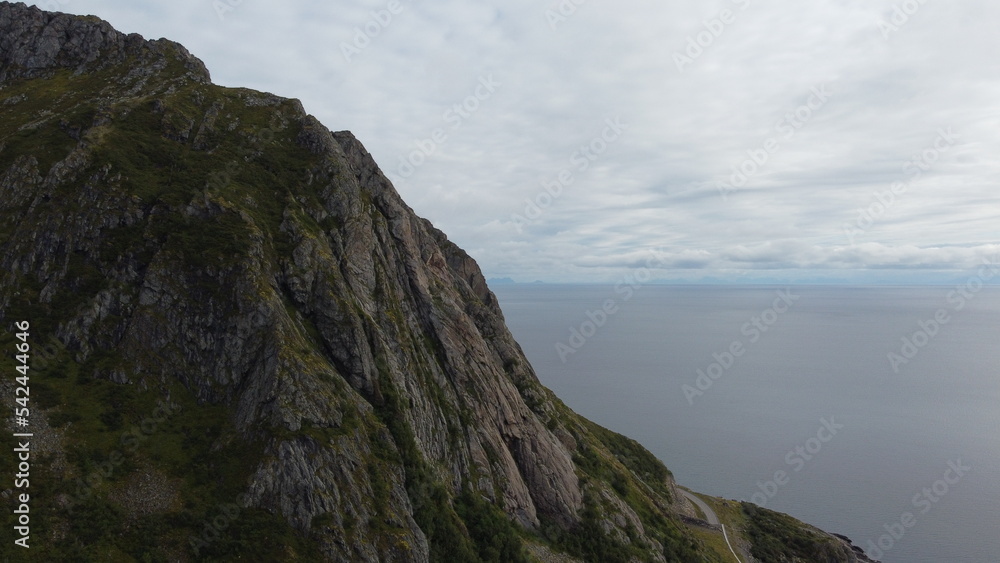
[0,1,209,84]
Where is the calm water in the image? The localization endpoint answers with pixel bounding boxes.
[493,285,1000,563]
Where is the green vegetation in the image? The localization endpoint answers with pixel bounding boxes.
[0,328,326,561]
[0,67,115,173]
[0,54,355,560]
[454,489,530,562]
[576,418,673,500]
[537,488,700,563]
[742,502,847,562]
[542,416,702,562]
[370,358,531,562]
[677,493,748,562]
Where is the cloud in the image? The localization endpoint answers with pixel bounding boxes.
[41,0,1000,282]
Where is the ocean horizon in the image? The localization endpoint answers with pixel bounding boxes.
[494,284,1000,563]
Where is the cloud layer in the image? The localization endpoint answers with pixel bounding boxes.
[46,0,1000,282]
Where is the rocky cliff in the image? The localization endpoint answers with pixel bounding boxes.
[0,3,875,561]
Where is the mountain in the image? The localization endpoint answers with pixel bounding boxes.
[0,3,875,561]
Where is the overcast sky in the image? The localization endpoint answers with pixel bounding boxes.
[37,0,1000,283]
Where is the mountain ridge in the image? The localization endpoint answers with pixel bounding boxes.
[0,3,875,561]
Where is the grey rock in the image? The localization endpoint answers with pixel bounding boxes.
[0,1,210,85]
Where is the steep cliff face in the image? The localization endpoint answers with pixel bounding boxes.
[0,3,874,562]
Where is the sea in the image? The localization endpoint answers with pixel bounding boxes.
[492,284,1000,563]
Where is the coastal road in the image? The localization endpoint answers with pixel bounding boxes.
[680,489,720,526]
[679,490,744,563]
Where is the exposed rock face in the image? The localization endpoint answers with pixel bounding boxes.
[0,1,209,84]
[0,3,877,562]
